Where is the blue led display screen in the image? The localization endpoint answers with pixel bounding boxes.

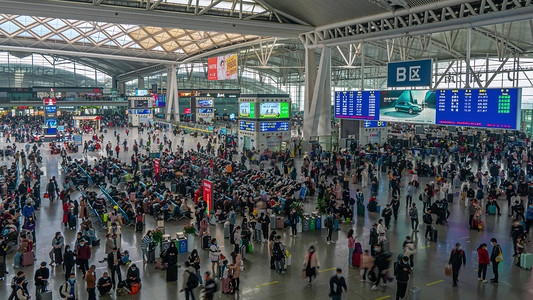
[435,88,520,129]
[259,121,289,132]
[198,108,214,114]
[334,91,379,120]
[239,121,255,132]
[364,121,387,128]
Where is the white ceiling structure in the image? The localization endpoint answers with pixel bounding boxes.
[0,0,531,80]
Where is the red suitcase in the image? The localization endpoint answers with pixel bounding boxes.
[352,253,362,267]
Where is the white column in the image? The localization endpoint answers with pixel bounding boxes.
[165,65,179,122]
[137,76,145,89]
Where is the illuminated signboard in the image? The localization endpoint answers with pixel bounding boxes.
[259,102,290,118]
[239,102,255,118]
[364,121,387,128]
[335,91,379,120]
[239,121,256,132]
[259,121,289,132]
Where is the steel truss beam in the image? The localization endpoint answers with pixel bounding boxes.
[300,0,533,48]
[0,0,311,38]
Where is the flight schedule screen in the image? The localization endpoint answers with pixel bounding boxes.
[334,91,379,120]
[435,88,520,129]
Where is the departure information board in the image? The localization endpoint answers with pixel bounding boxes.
[334,91,379,120]
[435,88,520,129]
[259,121,289,132]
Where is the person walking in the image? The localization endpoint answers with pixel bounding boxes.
[85,265,96,300]
[394,256,411,300]
[303,245,320,285]
[228,252,242,293]
[423,209,433,240]
[361,250,373,281]
[448,243,466,287]
[382,205,392,229]
[371,245,390,291]
[347,230,356,268]
[181,261,199,300]
[409,203,419,232]
[405,182,414,208]
[273,235,286,274]
[75,240,91,277]
[107,247,122,288]
[34,262,49,300]
[268,231,277,270]
[203,271,217,300]
[402,236,416,268]
[209,238,221,277]
[60,273,79,299]
[63,245,76,282]
[140,230,153,262]
[289,209,298,237]
[391,197,400,222]
[477,243,489,283]
[329,268,347,300]
[490,238,503,284]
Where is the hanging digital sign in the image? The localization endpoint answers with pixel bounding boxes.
[334,91,379,120]
[239,121,255,132]
[435,88,521,129]
[198,108,214,114]
[239,102,255,118]
[259,121,289,132]
[379,90,437,124]
[259,103,290,118]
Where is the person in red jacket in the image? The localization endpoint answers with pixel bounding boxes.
[76,240,91,278]
[477,243,490,283]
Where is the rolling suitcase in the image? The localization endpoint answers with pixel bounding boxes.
[333,219,339,231]
[202,235,211,249]
[147,248,156,263]
[270,215,276,230]
[488,205,496,215]
[352,253,362,267]
[430,227,438,242]
[21,250,34,266]
[357,204,365,217]
[54,248,63,264]
[135,221,144,232]
[224,224,231,239]
[276,217,285,229]
[222,277,233,294]
[41,290,52,300]
[520,253,533,269]
[408,286,421,300]
[166,263,178,281]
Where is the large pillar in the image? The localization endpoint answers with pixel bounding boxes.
[111,75,118,89]
[118,81,125,96]
[137,76,145,89]
[303,46,332,149]
[165,65,179,122]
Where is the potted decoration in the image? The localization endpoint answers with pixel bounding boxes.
[184,224,197,252]
[152,228,163,250]
[316,198,328,229]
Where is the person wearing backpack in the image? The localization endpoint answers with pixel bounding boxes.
[448,243,466,287]
[423,209,433,240]
[181,261,199,300]
[409,203,419,232]
[325,213,335,244]
[272,235,286,274]
[60,273,79,299]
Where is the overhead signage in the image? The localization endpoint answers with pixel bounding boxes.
[364,121,387,128]
[208,54,238,81]
[436,88,520,129]
[45,105,56,113]
[184,108,191,114]
[239,102,255,118]
[239,121,255,132]
[259,103,290,118]
[387,59,432,87]
[198,108,213,114]
[334,91,379,120]
[134,109,152,115]
[197,99,214,107]
[43,98,56,105]
[135,89,149,96]
[379,90,437,125]
[335,88,521,129]
[259,121,289,132]
[45,119,57,127]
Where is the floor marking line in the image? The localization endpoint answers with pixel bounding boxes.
[459,236,470,240]
[417,245,431,249]
[256,281,279,288]
[319,268,336,273]
[375,296,391,300]
[426,280,444,286]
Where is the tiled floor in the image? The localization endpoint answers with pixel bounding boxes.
[0,126,532,300]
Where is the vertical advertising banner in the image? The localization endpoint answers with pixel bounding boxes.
[208,54,238,80]
[154,158,160,175]
[203,180,213,216]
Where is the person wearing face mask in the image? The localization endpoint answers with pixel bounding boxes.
[97,272,112,296]
[209,238,221,277]
[125,264,141,289]
[303,245,320,285]
[63,245,76,282]
[106,247,122,289]
[289,209,299,237]
[76,240,91,278]
[85,265,96,300]
[140,230,153,263]
[329,268,347,300]
[60,273,79,299]
[49,232,64,266]
[394,256,411,300]
[448,243,466,287]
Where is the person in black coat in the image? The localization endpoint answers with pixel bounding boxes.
[395,256,411,300]
[97,272,113,296]
[34,262,50,299]
[63,245,76,282]
[448,243,466,287]
[369,223,379,256]
[107,248,122,288]
[125,264,141,288]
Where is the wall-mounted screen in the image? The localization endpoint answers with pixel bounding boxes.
[135,89,149,96]
[379,90,437,124]
[46,128,57,135]
[184,108,191,114]
[435,88,520,129]
[335,91,379,120]
[239,121,255,132]
[259,103,290,118]
[364,121,387,128]
[45,119,57,127]
[45,105,56,113]
[198,108,214,114]
[197,99,214,107]
[239,103,255,118]
[259,121,289,132]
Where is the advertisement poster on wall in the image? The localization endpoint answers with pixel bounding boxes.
[154,158,160,175]
[208,54,238,80]
[239,102,255,118]
[379,90,437,124]
[203,180,213,216]
[260,103,290,118]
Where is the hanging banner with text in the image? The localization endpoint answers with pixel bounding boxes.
[154,158,160,175]
[208,54,238,81]
[387,59,432,87]
[203,180,213,216]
